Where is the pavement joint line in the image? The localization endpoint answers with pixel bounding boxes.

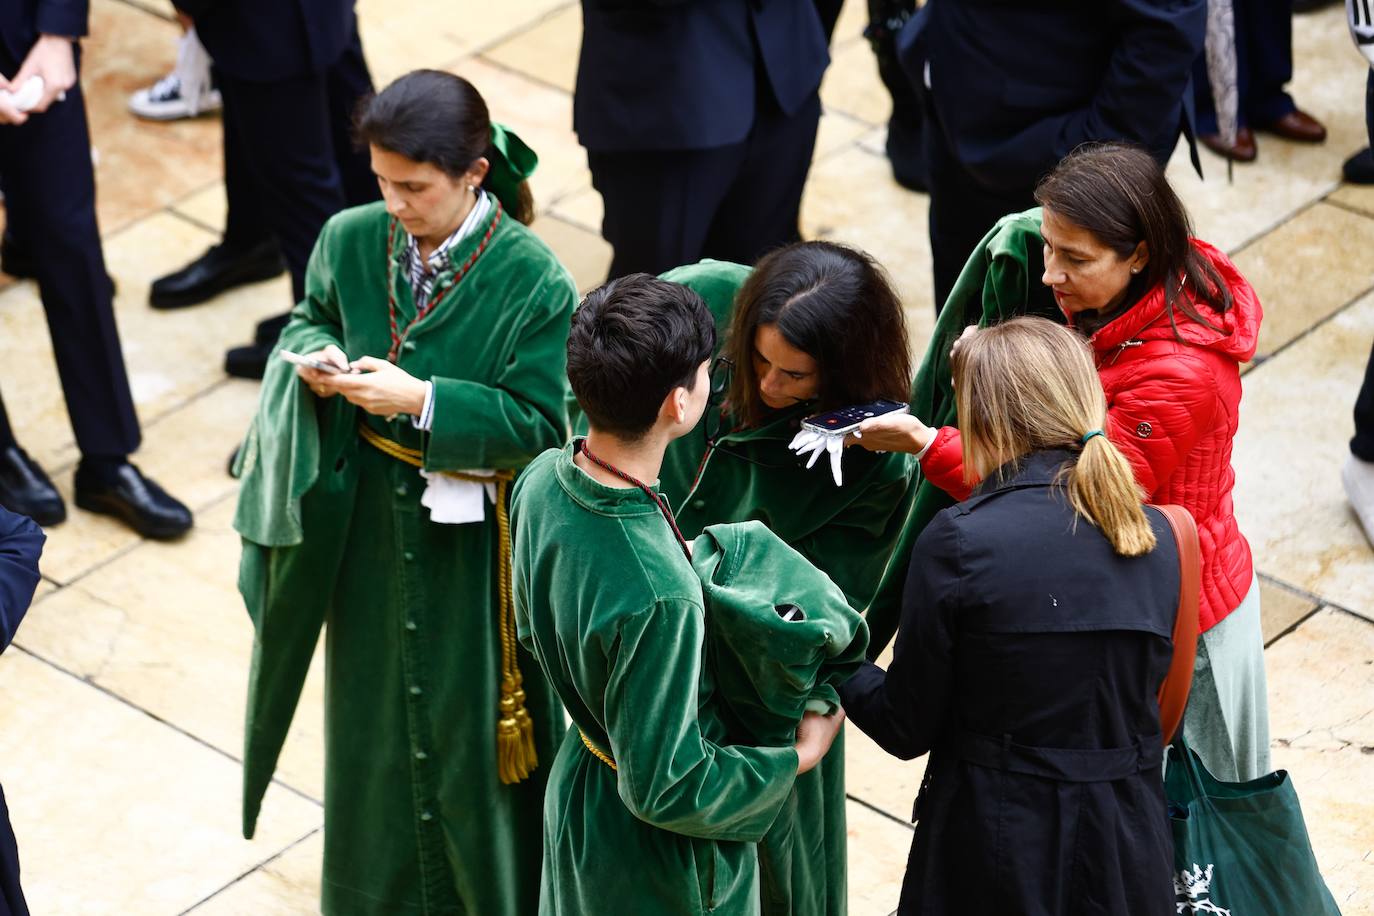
[1243,275,1374,373]
[8,641,324,808]
[468,0,579,60]
[1257,570,1371,627]
[1224,192,1333,260]
[473,51,573,98]
[177,826,323,916]
[1265,604,1329,648]
[1323,196,1374,222]
[845,792,914,831]
[166,205,227,240]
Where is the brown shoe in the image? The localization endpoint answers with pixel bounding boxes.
[1200,126,1257,162]
[1260,109,1327,143]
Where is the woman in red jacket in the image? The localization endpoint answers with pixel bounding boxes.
[858,143,1268,782]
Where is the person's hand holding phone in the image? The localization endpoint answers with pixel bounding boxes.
[296,344,351,397]
[324,356,428,418]
[847,412,936,455]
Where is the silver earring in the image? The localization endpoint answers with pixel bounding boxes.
[1131,267,1140,274]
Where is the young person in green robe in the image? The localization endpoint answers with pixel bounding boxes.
[655,243,916,916]
[232,70,576,915]
[511,273,846,916]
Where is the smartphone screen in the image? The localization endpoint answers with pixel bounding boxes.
[802,399,909,436]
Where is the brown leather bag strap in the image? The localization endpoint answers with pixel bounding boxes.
[1153,504,1201,745]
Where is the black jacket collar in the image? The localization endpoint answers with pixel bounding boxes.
[968,448,1077,503]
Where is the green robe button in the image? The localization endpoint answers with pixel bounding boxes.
[420,811,433,822]
[396,484,408,497]
[405,620,417,631]
[404,551,416,562]
[402,341,417,352]
[692,499,707,510]
[409,686,422,696]
[415,750,427,761]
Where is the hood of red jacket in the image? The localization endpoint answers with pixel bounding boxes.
[1079,239,1263,362]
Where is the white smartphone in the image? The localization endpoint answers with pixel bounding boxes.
[279,349,351,374]
[801,399,910,436]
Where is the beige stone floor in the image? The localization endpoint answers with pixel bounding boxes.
[0,1,1370,913]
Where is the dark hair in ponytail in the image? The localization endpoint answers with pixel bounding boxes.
[355,69,535,224]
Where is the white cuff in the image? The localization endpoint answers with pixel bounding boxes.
[411,381,435,431]
[914,432,936,462]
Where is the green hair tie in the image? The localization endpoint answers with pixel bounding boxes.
[484,122,538,215]
[1081,429,1105,445]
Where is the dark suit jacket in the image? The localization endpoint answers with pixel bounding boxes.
[575,0,829,152]
[0,0,86,70]
[900,0,1205,192]
[175,0,354,83]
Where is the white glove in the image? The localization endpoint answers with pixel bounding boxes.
[788,429,847,487]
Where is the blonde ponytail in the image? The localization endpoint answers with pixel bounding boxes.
[1068,433,1156,557]
[951,317,1158,558]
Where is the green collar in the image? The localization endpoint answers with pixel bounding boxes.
[714,402,812,444]
[554,440,662,517]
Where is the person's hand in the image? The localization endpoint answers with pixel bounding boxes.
[10,35,76,116]
[848,412,936,456]
[322,356,428,417]
[794,708,845,775]
[296,344,350,398]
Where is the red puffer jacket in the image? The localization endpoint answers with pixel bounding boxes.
[921,240,1262,633]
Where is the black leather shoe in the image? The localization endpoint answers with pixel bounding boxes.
[74,460,192,539]
[0,446,65,526]
[149,239,286,309]
[253,311,291,346]
[224,341,273,379]
[1344,148,1374,185]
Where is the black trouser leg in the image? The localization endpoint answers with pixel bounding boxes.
[217,69,348,304]
[0,81,140,459]
[588,142,744,279]
[925,106,1035,314]
[326,20,379,209]
[218,66,273,253]
[703,90,821,265]
[1244,0,1297,125]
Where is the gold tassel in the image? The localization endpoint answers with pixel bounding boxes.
[355,425,538,785]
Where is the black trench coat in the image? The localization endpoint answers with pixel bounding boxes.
[841,449,1179,916]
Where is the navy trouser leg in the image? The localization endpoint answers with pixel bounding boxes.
[217,69,348,303]
[1243,0,1297,125]
[0,82,140,459]
[326,22,379,209]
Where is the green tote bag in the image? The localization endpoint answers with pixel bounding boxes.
[1165,737,1342,915]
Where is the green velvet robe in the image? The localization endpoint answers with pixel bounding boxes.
[654,261,915,916]
[511,445,802,916]
[860,208,1063,653]
[233,199,576,915]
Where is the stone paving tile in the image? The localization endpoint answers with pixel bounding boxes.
[18,499,327,802]
[1233,289,1374,620]
[530,214,612,293]
[482,4,581,94]
[1331,183,1374,219]
[1259,577,1321,646]
[819,38,889,128]
[171,181,229,235]
[1265,609,1374,913]
[84,0,224,236]
[0,650,321,914]
[845,722,925,826]
[186,831,323,916]
[1231,202,1374,360]
[846,801,912,915]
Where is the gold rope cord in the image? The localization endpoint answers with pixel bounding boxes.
[358,422,537,784]
[579,730,617,770]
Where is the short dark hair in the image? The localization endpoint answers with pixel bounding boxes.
[725,241,912,426]
[1034,142,1231,335]
[354,69,535,224]
[567,274,716,440]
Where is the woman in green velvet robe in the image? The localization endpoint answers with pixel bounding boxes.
[656,244,916,916]
[232,71,575,915]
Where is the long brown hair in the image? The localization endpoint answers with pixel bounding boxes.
[1034,142,1230,337]
[951,317,1156,557]
[724,241,912,426]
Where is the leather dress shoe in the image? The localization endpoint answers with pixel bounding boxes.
[1259,110,1327,143]
[223,311,291,380]
[1200,126,1257,163]
[1345,148,1374,185]
[150,239,286,309]
[74,460,192,540]
[0,446,65,526]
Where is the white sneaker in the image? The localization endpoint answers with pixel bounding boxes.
[1342,454,1374,547]
[128,28,220,121]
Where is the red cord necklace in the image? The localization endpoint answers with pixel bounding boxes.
[386,200,503,362]
[578,439,692,560]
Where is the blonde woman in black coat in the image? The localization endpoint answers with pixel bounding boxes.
[840,317,1181,916]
